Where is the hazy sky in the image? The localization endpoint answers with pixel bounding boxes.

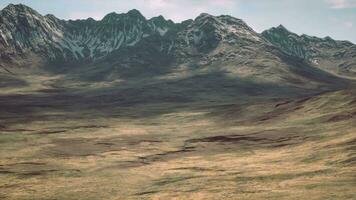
[1,0,355,43]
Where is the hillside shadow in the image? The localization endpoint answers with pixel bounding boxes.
[0,69,337,128]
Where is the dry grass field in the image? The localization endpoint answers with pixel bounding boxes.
[0,72,355,200]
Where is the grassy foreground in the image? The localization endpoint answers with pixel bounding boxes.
[0,73,355,200]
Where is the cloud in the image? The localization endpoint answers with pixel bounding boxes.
[145,0,172,9]
[69,11,106,20]
[343,21,353,28]
[327,0,356,8]
[140,0,239,21]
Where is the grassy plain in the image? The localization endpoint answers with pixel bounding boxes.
[0,71,355,200]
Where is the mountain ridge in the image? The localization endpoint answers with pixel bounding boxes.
[262,25,356,79]
[0,3,355,83]
[1,4,354,61]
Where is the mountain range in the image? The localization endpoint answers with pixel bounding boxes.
[1,4,356,199]
[0,3,355,88]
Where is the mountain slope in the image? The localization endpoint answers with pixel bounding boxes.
[0,3,354,91]
[0,4,182,63]
[262,25,356,79]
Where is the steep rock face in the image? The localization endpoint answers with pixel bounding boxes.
[65,10,175,60]
[0,4,268,65]
[0,4,180,63]
[262,25,310,59]
[0,4,68,60]
[0,4,269,68]
[173,13,262,57]
[262,25,356,78]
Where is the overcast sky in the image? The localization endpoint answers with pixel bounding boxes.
[1,0,355,43]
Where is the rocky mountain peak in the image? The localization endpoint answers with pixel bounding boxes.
[149,15,174,27]
[263,24,295,37]
[148,15,176,37]
[101,9,146,23]
[127,9,144,18]
[0,3,66,58]
[1,3,35,14]
[191,13,259,39]
[261,24,356,79]
[0,3,43,22]
[195,13,213,20]
[276,24,288,30]
[150,15,165,22]
[194,13,222,27]
[101,12,122,22]
[171,12,263,58]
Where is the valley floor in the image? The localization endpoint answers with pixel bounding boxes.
[0,73,355,200]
